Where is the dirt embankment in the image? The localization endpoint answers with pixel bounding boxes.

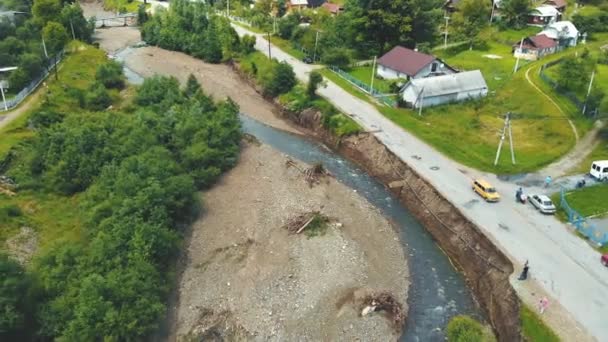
[278,107,522,341]
[170,139,409,341]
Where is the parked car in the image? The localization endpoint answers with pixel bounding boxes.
[472,179,500,202]
[528,194,556,214]
[602,254,608,267]
[590,160,608,181]
[302,56,313,64]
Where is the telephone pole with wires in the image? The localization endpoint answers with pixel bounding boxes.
[494,112,516,166]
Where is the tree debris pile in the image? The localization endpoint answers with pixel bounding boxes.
[284,211,330,236]
[285,158,331,187]
[361,292,406,331]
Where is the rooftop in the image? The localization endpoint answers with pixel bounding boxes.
[378,46,436,77]
[530,5,560,17]
[404,70,488,98]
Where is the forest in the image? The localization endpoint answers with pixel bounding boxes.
[1,65,241,340]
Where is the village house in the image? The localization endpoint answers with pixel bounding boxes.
[543,0,567,12]
[287,0,309,12]
[539,21,579,47]
[528,5,561,26]
[512,34,558,60]
[400,70,488,109]
[376,46,456,80]
[321,2,343,15]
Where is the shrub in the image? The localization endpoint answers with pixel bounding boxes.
[95,60,125,89]
[263,61,296,97]
[307,70,323,98]
[85,82,112,111]
[446,315,486,342]
[321,47,351,68]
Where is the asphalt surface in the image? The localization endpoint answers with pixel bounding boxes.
[232,25,608,340]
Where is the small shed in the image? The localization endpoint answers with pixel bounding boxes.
[288,0,309,11]
[528,5,561,26]
[513,34,558,60]
[377,46,455,80]
[401,70,488,109]
[321,2,343,15]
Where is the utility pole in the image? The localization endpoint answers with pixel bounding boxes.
[494,113,510,165]
[490,2,495,24]
[370,56,377,95]
[0,84,7,111]
[513,38,523,73]
[227,0,230,17]
[444,16,450,49]
[42,37,48,59]
[417,87,425,116]
[267,32,272,59]
[70,19,76,40]
[313,31,320,62]
[508,113,515,164]
[582,70,596,115]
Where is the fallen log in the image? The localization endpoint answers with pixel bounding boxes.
[296,215,316,234]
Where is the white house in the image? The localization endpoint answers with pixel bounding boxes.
[376,46,456,80]
[528,5,561,26]
[539,21,579,47]
[401,70,488,109]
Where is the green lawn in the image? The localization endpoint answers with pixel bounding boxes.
[557,184,608,218]
[570,133,608,174]
[346,65,394,93]
[521,305,560,342]
[482,26,543,46]
[269,36,307,60]
[0,43,111,256]
[103,0,142,13]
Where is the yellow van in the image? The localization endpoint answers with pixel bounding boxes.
[472,179,500,202]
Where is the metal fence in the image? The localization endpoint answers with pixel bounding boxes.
[1,52,64,112]
[560,188,608,246]
[328,66,397,107]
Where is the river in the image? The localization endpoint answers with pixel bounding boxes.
[239,115,482,341]
[113,39,483,341]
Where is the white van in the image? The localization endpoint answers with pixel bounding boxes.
[590,160,608,181]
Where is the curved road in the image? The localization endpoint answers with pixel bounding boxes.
[233,25,608,340]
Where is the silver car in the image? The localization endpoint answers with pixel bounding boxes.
[528,194,556,214]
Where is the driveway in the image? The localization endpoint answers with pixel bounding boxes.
[232,25,608,340]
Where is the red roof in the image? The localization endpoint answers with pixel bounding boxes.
[321,2,342,13]
[530,34,557,49]
[543,0,566,9]
[378,46,435,77]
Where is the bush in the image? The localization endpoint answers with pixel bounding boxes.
[85,82,112,111]
[321,47,351,68]
[446,315,486,342]
[307,70,323,98]
[240,34,256,55]
[95,60,125,89]
[263,61,296,97]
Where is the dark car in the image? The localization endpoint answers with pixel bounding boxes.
[602,254,608,267]
[303,56,313,64]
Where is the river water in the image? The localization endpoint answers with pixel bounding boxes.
[239,115,482,341]
[115,46,482,340]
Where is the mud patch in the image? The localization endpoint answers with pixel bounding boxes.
[5,226,38,265]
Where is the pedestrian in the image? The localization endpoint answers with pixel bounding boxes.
[538,297,549,314]
[518,260,529,280]
[544,175,552,188]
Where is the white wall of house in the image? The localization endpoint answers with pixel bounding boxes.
[402,86,488,109]
[376,61,455,80]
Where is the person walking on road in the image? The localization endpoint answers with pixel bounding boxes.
[544,176,552,188]
[539,297,549,314]
[518,260,530,280]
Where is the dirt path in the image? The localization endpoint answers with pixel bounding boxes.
[0,86,43,131]
[525,65,579,142]
[541,120,604,177]
[170,140,409,341]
